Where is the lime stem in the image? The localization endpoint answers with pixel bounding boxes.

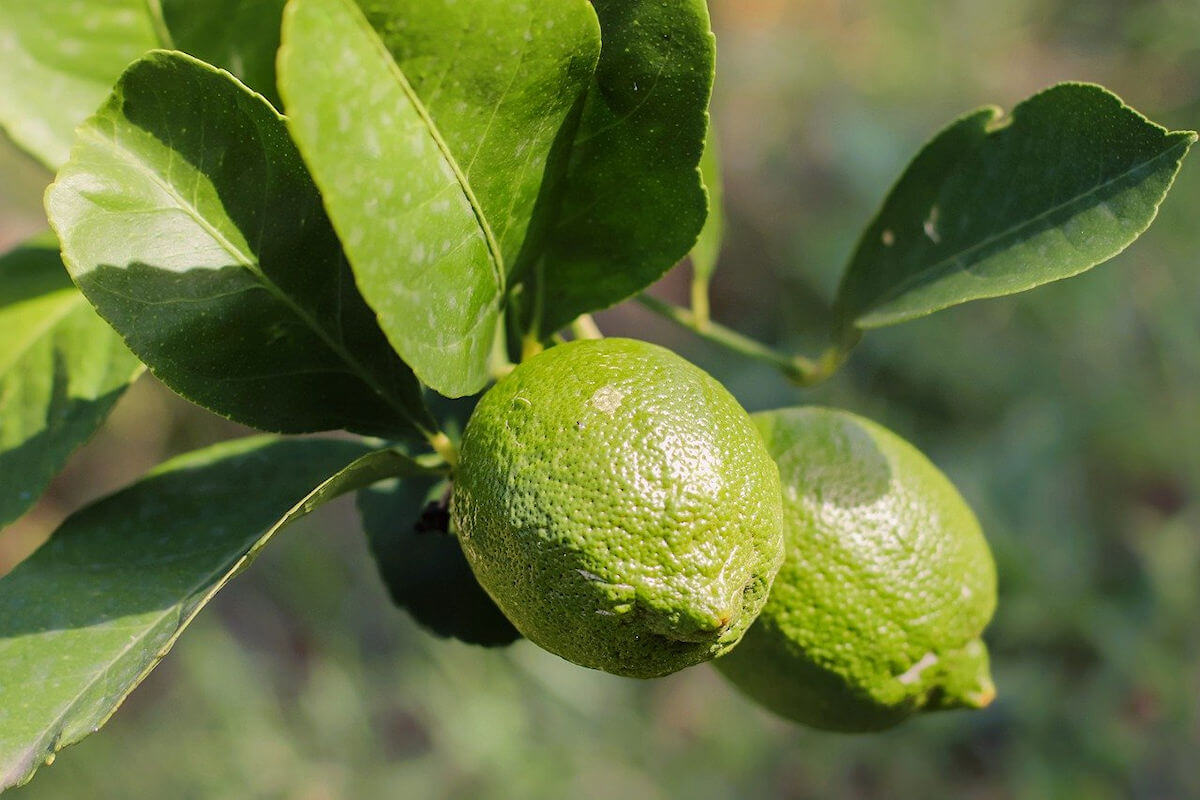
[426,431,459,469]
[690,275,712,331]
[634,293,855,387]
[488,315,516,380]
[521,333,545,361]
[570,314,604,340]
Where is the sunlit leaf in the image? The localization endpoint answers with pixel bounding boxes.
[46,51,433,439]
[0,0,160,169]
[834,84,1196,337]
[0,235,141,528]
[0,437,426,789]
[534,0,716,335]
[278,0,600,396]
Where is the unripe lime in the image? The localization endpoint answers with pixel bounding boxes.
[452,338,785,678]
[716,407,996,731]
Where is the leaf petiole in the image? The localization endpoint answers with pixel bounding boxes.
[634,294,855,387]
[690,274,712,330]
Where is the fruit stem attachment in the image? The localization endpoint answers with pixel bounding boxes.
[570,314,604,340]
[634,293,854,387]
[521,334,544,361]
[488,315,516,380]
[427,431,459,469]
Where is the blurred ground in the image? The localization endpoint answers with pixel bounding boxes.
[4,1,1200,798]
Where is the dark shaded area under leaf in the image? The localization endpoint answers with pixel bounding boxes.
[358,479,520,648]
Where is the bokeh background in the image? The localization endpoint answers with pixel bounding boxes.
[4,1,1200,798]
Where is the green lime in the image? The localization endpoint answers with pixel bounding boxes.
[715,407,996,731]
[452,338,785,678]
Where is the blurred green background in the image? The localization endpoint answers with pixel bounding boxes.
[4,1,1200,798]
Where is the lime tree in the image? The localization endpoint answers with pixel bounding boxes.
[452,338,785,678]
[716,407,996,730]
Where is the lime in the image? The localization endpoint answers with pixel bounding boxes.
[452,338,785,678]
[715,407,996,731]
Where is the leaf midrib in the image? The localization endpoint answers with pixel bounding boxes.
[78,125,427,434]
[335,0,505,290]
[859,135,1193,320]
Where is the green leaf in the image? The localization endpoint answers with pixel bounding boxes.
[354,0,601,277]
[359,477,521,647]
[0,436,428,790]
[160,0,288,107]
[692,124,726,284]
[278,0,601,397]
[0,235,142,529]
[0,0,161,170]
[534,0,716,335]
[45,51,434,439]
[834,83,1197,335]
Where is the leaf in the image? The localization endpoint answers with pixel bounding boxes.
[834,83,1197,335]
[0,436,428,790]
[45,51,434,440]
[534,0,716,336]
[692,123,725,283]
[0,0,161,170]
[354,0,602,278]
[0,235,142,529]
[278,0,601,397]
[358,477,521,647]
[160,0,288,107]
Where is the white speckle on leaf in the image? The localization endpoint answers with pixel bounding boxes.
[363,126,381,159]
[881,228,895,246]
[923,206,941,243]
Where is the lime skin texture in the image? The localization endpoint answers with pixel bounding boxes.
[716,407,996,731]
[452,338,785,679]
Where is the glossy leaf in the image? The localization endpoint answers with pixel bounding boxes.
[0,0,161,170]
[46,51,434,439]
[359,477,521,647]
[355,0,601,276]
[160,0,288,107]
[0,436,430,790]
[278,0,600,397]
[834,83,1196,335]
[692,124,726,283]
[0,236,142,529]
[535,0,716,335]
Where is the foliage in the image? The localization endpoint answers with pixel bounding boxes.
[0,0,1194,792]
